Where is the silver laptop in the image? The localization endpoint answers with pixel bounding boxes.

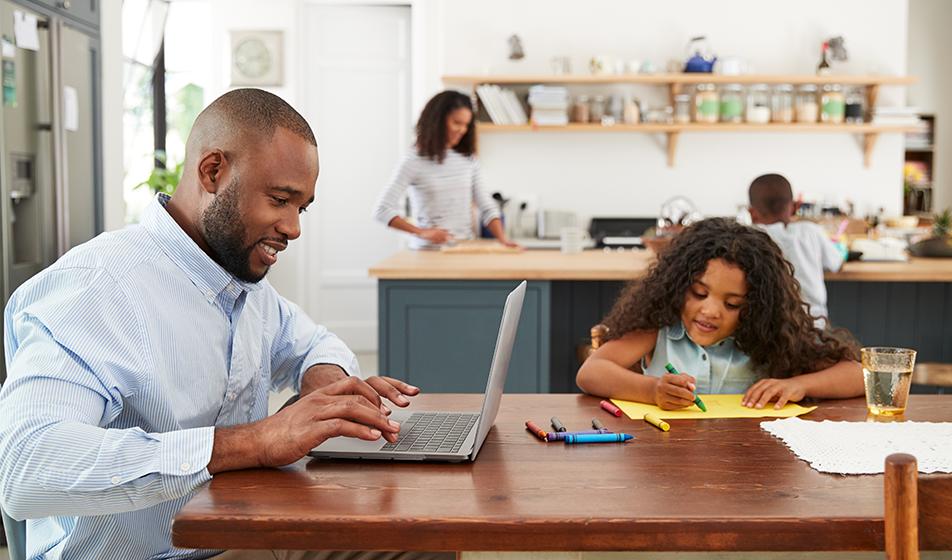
[309,281,526,463]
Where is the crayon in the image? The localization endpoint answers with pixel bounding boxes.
[591,417,606,430]
[643,412,670,432]
[545,429,612,441]
[550,417,567,432]
[600,400,622,417]
[525,420,547,441]
[663,362,708,412]
[563,433,634,444]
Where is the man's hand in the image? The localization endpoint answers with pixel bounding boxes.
[301,366,420,414]
[208,377,402,474]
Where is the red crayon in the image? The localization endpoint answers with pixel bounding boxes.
[600,400,622,417]
[525,420,548,441]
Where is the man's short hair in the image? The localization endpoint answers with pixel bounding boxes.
[748,173,793,218]
[196,88,316,147]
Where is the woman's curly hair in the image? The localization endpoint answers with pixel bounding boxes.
[415,90,476,163]
[603,217,858,377]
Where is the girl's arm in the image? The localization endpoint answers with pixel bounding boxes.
[577,329,680,403]
[743,359,864,409]
[485,218,519,248]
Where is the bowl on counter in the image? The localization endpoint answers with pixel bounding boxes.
[884,216,920,229]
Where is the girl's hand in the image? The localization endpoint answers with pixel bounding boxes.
[654,373,698,410]
[742,378,807,409]
[499,238,522,249]
[419,228,454,245]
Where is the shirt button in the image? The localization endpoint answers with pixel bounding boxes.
[180,462,191,472]
[702,355,707,361]
[111,476,120,485]
[227,392,236,401]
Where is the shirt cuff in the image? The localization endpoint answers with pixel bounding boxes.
[299,351,362,388]
[155,426,215,497]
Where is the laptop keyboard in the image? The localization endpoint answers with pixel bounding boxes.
[380,412,479,454]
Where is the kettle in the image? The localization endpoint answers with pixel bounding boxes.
[683,35,716,73]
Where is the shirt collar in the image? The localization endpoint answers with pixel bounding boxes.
[141,194,262,304]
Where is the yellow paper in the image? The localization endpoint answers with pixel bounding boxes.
[611,394,816,420]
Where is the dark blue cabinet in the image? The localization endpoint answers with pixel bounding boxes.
[378,280,550,393]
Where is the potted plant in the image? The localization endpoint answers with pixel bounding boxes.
[135,151,183,196]
[908,208,952,258]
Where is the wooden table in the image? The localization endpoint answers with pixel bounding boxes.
[172,394,952,554]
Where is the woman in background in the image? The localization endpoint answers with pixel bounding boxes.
[372,90,517,249]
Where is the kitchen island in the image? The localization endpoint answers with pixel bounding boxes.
[371,250,952,392]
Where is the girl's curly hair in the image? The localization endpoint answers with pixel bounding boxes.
[415,90,476,163]
[603,217,858,377]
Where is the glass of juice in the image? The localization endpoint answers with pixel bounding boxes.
[861,347,917,416]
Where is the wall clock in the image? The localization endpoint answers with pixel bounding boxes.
[230,30,283,87]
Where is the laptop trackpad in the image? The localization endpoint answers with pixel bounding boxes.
[311,409,414,453]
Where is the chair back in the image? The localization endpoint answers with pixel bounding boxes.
[884,453,952,559]
[1,507,26,560]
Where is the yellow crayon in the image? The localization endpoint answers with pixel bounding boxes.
[643,413,670,432]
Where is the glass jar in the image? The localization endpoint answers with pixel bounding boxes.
[845,86,865,123]
[673,94,692,124]
[771,84,795,123]
[745,84,771,124]
[719,84,744,123]
[571,95,590,123]
[795,84,819,123]
[694,83,719,123]
[589,95,606,123]
[820,84,845,124]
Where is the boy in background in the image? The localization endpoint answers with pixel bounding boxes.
[748,173,845,324]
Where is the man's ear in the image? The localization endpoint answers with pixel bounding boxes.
[198,149,226,194]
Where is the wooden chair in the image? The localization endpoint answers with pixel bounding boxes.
[884,453,952,559]
[911,363,952,394]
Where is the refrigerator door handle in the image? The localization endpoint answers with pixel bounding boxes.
[49,19,68,257]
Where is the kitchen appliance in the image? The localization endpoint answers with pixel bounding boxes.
[589,217,657,248]
[536,209,578,239]
[0,0,102,384]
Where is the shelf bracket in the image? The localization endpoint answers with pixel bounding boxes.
[865,84,880,119]
[863,133,879,168]
[669,83,683,108]
[666,131,680,167]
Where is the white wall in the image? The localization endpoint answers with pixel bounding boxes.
[435,0,910,222]
[907,0,952,213]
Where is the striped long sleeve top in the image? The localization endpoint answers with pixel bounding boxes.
[372,150,501,249]
[0,194,359,560]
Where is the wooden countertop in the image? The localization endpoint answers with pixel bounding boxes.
[368,249,952,282]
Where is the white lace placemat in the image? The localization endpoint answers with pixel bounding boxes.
[761,417,952,474]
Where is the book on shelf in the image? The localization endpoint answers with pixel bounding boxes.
[476,84,527,125]
[527,85,569,127]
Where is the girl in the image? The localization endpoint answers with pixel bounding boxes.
[576,218,863,410]
[372,90,517,249]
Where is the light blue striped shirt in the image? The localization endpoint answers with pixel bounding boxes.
[0,194,359,560]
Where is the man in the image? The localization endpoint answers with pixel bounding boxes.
[748,173,845,324]
[0,89,447,560]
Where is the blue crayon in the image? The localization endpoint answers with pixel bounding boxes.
[545,429,612,441]
[563,433,634,444]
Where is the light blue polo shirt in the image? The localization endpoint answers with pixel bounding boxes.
[642,322,765,394]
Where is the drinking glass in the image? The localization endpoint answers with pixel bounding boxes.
[861,347,916,416]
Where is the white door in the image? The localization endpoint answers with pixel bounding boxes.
[299,3,411,351]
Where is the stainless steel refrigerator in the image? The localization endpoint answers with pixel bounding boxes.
[0,0,101,385]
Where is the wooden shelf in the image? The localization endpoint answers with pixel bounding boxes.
[450,73,916,167]
[444,73,916,86]
[478,123,918,133]
[477,122,917,167]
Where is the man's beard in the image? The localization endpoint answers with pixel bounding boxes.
[201,176,266,283]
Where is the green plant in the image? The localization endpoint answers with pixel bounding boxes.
[933,208,951,238]
[135,151,183,196]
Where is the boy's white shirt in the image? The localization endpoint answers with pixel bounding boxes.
[756,221,844,321]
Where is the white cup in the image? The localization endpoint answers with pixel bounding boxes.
[560,227,586,254]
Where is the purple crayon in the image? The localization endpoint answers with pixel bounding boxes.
[545,429,612,441]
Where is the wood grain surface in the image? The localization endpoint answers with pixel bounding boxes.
[368,250,952,282]
[173,394,952,552]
